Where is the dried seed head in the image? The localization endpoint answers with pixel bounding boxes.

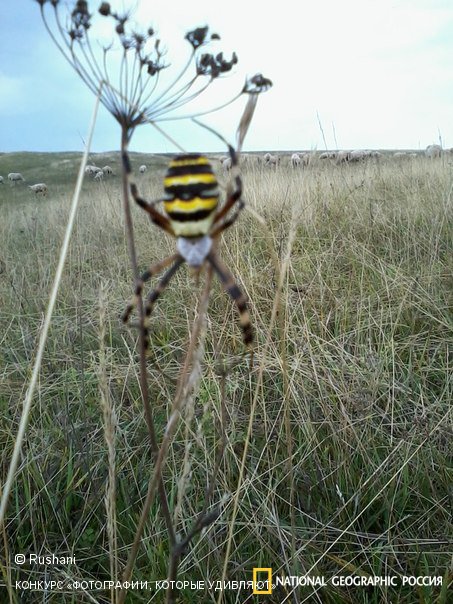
[147,62,158,76]
[71,0,91,32]
[244,73,273,94]
[116,23,125,35]
[98,2,110,16]
[74,0,88,14]
[147,27,154,37]
[185,26,209,49]
[197,51,238,77]
[196,53,213,76]
[211,33,220,40]
[132,32,145,48]
[68,28,84,41]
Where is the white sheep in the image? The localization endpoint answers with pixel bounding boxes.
[319,151,336,160]
[139,164,147,174]
[29,183,48,196]
[425,144,442,159]
[102,165,114,175]
[8,173,25,185]
[291,153,301,167]
[393,152,407,159]
[264,153,280,167]
[335,150,351,164]
[301,152,313,167]
[0,176,4,184]
[349,150,368,163]
[85,165,102,176]
[94,170,104,180]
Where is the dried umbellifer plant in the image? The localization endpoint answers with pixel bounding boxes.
[35,0,271,128]
[35,0,271,599]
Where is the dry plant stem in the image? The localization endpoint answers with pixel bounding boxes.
[98,283,118,602]
[120,128,175,545]
[216,215,298,604]
[0,87,102,527]
[118,268,214,604]
[277,254,298,591]
[166,372,228,604]
[282,348,299,601]
[0,519,13,603]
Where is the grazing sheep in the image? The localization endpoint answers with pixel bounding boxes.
[301,152,313,167]
[349,150,368,163]
[0,176,4,184]
[29,183,48,196]
[393,152,407,159]
[264,153,280,167]
[319,151,336,160]
[94,170,104,180]
[291,153,301,167]
[102,165,113,175]
[336,150,351,164]
[425,144,442,159]
[8,173,25,185]
[85,165,102,176]
[139,164,147,174]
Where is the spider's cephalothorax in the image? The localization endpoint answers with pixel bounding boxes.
[122,146,253,348]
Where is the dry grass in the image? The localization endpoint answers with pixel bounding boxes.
[0,152,452,603]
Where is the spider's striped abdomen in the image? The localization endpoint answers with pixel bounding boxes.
[163,154,219,237]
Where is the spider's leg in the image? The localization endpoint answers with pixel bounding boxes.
[210,200,245,238]
[121,149,174,235]
[207,250,253,347]
[122,254,181,324]
[142,256,185,350]
[212,144,244,226]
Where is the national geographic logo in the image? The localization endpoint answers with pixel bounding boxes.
[252,568,272,595]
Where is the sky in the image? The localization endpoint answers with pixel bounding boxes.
[1,0,453,153]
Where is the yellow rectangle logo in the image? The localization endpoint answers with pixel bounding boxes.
[253,568,272,594]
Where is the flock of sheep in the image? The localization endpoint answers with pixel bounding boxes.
[0,173,48,195]
[85,164,114,180]
[259,144,446,169]
[85,163,150,178]
[0,159,149,196]
[215,144,447,171]
[1,145,448,196]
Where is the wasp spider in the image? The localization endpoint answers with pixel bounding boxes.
[121,146,253,349]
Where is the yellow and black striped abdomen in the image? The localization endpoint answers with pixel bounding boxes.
[163,154,219,237]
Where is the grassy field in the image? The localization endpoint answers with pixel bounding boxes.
[0,151,452,603]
